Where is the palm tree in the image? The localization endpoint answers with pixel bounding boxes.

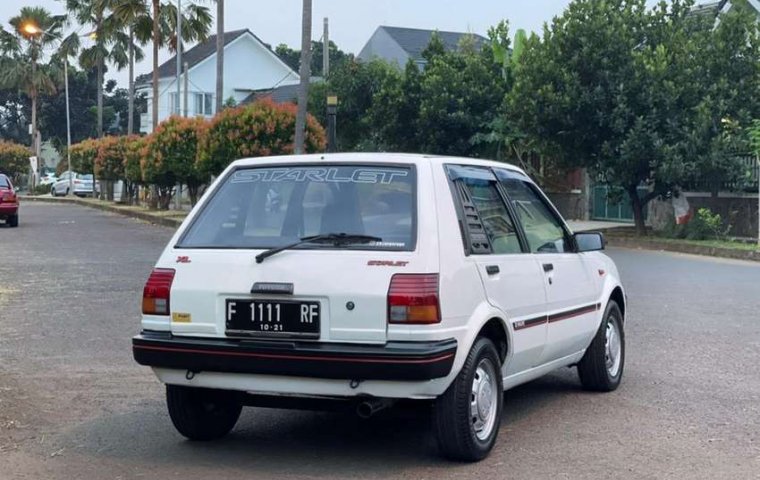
[0,7,65,166]
[294,0,312,154]
[215,0,223,113]
[65,0,112,139]
[109,0,151,135]
[148,1,211,130]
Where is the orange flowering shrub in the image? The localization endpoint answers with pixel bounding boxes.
[197,99,326,176]
[95,136,126,181]
[143,116,209,208]
[0,141,32,183]
[66,138,101,174]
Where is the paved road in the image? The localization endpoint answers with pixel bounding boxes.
[1,203,759,479]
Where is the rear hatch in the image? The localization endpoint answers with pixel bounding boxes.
[166,163,420,344]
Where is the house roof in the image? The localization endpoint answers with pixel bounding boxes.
[377,25,488,63]
[690,0,729,17]
[241,77,323,105]
[135,29,289,86]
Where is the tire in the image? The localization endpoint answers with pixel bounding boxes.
[65,188,70,196]
[577,301,625,392]
[8,214,18,228]
[166,385,242,441]
[51,187,56,197]
[434,337,503,462]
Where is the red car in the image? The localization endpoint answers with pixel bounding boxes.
[0,174,19,227]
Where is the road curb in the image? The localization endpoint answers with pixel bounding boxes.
[607,236,760,262]
[20,195,184,228]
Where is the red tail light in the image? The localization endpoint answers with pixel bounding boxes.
[388,274,441,324]
[142,268,175,315]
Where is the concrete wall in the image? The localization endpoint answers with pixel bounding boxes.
[649,192,759,239]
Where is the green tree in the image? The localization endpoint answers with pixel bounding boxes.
[275,40,350,77]
[0,140,33,184]
[506,0,759,235]
[0,7,65,161]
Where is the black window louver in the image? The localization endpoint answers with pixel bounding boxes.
[455,181,491,254]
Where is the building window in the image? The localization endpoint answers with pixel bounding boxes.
[193,92,214,116]
[169,92,179,115]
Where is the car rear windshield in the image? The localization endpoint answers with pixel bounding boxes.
[178,164,416,251]
[0,175,9,188]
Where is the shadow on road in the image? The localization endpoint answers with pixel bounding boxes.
[55,371,583,475]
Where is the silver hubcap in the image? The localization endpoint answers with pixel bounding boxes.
[605,319,622,377]
[470,359,498,441]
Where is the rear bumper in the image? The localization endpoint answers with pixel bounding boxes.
[133,331,457,381]
[0,204,18,216]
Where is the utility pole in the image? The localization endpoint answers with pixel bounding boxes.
[294,0,312,154]
[323,17,329,78]
[326,95,337,152]
[183,61,189,117]
[176,0,182,116]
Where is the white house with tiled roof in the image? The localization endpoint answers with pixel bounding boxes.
[136,29,299,133]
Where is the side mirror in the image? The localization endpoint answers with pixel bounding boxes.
[574,232,605,252]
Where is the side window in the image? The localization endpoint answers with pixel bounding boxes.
[501,178,571,254]
[462,178,522,255]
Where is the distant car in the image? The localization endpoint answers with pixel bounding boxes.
[51,171,99,197]
[39,173,58,186]
[0,174,19,227]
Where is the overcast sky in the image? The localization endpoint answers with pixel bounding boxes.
[1,0,663,88]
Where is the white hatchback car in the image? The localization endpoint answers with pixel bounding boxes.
[133,153,626,461]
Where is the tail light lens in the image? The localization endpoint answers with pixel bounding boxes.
[388,274,440,324]
[142,268,175,315]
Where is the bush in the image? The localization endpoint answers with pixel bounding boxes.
[0,141,32,184]
[123,135,145,205]
[32,183,52,196]
[95,136,126,182]
[197,99,326,177]
[143,116,210,209]
[685,208,726,240]
[66,138,101,175]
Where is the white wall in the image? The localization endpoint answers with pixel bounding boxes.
[138,33,300,133]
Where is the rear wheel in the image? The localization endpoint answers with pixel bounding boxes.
[7,214,18,228]
[577,301,625,391]
[51,186,56,197]
[434,337,503,462]
[166,385,242,441]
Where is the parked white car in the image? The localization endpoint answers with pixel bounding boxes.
[133,153,626,461]
[51,171,98,197]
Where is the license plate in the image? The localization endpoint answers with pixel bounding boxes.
[225,299,320,338]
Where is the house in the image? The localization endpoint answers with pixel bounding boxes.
[691,0,760,20]
[135,29,299,133]
[357,26,487,69]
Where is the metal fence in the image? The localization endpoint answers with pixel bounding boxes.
[682,154,759,193]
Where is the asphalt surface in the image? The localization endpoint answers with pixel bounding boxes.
[1,203,759,479]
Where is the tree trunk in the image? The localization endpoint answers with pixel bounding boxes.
[294,0,312,154]
[128,27,135,135]
[152,0,160,131]
[215,0,224,113]
[188,183,200,206]
[629,185,647,236]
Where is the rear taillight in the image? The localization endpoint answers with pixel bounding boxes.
[142,268,175,315]
[388,274,441,324]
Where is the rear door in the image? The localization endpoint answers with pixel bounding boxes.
[497,172,599,364]
[168,163,422,344]
[446,165,548,375]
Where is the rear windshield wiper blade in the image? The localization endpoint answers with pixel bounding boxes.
[255,233,382,264]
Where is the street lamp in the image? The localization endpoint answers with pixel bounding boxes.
[19,22,87,197]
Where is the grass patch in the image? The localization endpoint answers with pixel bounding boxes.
[651,236,759,252]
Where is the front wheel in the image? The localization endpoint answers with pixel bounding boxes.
[166,385,242,441]
[434,337,503,462]
[577,301,625,391]
[51,187,56,197]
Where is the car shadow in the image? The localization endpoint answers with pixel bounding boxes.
[55,370,584,475]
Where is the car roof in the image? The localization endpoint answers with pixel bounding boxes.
[229,152,528,176]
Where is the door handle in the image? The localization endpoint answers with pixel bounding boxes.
[486,265,500,275]
[543,263,554,273]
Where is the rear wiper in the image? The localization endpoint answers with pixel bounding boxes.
[255,233,382,264]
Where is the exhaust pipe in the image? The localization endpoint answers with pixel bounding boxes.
[356,398,395,419]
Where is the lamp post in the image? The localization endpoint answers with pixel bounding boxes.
[20,23,92,197]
